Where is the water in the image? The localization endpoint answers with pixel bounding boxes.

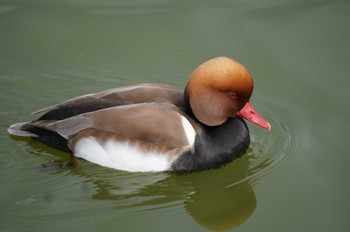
[1,0,350,231]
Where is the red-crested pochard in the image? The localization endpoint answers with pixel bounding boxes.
[8,57,271,172]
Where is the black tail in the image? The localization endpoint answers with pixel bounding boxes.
[8,122,70,152]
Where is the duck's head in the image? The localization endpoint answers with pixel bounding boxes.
[185,57,271,130]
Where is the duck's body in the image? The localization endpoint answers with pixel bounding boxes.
[8,57,270,172]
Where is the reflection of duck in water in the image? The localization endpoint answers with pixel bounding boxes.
[186,182,255,231]
[70,155,255,231]
[183,160,256,231]
[8,57,270,172]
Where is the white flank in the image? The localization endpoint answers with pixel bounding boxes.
[180,115,196,146]
[73,137,173,172]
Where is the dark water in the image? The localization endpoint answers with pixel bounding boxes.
[1,0,349,231]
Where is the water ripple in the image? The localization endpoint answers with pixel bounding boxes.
[241,97,302,185]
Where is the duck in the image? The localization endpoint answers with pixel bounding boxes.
[8,57,271,172]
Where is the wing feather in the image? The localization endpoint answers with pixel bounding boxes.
[41,103,194,149]
[33,84,183,121]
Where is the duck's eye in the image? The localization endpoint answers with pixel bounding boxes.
[229,92,237,100]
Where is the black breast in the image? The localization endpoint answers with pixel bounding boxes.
[171,117,250,172]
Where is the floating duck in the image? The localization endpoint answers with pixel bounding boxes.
[8,57,271,172]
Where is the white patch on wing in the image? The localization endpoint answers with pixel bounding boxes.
[73,137,173,172]
[180,115,196,146]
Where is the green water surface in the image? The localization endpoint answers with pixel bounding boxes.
[1,0,349,231]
